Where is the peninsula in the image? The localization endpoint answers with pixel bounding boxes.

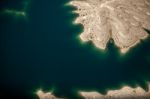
[69,0,150,53]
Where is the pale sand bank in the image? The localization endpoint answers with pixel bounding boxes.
[68,0,150,54]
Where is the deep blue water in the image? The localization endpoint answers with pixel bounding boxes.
[0,0,150,99]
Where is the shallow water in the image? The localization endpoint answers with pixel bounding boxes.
[0,0,150,99]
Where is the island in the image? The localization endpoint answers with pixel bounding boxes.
[68,0,150,53]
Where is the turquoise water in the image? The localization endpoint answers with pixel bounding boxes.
[0,0,150,99]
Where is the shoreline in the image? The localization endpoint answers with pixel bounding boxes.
[68,0,150,54]
[36,82,150,99]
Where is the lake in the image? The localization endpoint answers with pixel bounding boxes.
[0,0,150,99]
